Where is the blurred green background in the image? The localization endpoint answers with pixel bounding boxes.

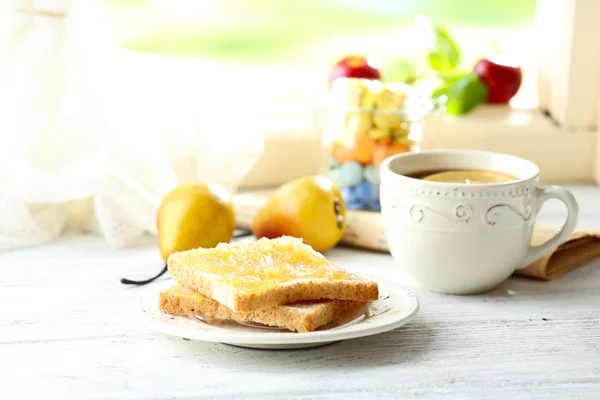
[102,0,536,62]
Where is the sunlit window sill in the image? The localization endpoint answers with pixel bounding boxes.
[241,105,598,188]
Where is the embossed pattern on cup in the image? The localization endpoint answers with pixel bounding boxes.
[380,177,536,233]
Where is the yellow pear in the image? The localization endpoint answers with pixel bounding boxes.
[251,176,346,252]
[157,182,235,261]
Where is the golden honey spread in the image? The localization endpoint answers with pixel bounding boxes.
[173,236,347,292]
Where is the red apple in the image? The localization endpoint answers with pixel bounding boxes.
[329,56,381,86]
[473,58,522,104]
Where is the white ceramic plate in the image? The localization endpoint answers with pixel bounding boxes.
[138,275,419,349]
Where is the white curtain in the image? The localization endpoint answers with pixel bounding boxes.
[0,0,264,251]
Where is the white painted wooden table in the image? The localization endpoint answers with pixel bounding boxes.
[2,184,600,399]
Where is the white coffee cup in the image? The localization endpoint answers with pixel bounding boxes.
[380,150,579,294]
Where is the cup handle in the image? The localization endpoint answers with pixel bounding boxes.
[519,186,579,269]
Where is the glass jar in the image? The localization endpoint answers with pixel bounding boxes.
[322,77,443,211]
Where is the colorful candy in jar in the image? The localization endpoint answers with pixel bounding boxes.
[327,78,416,211]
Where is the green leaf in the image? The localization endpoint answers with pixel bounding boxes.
[442,70,467,84]
[383,59,418,84]
[426,25,462,74]
[445,73,488,115]
[431,85,449,99]
[430,70,468,98]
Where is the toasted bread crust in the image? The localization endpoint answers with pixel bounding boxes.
[159,285,368,332]
[167,258,378,312]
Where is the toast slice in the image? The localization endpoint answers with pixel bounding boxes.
[159,284,369,332]
[167,236,378,312]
